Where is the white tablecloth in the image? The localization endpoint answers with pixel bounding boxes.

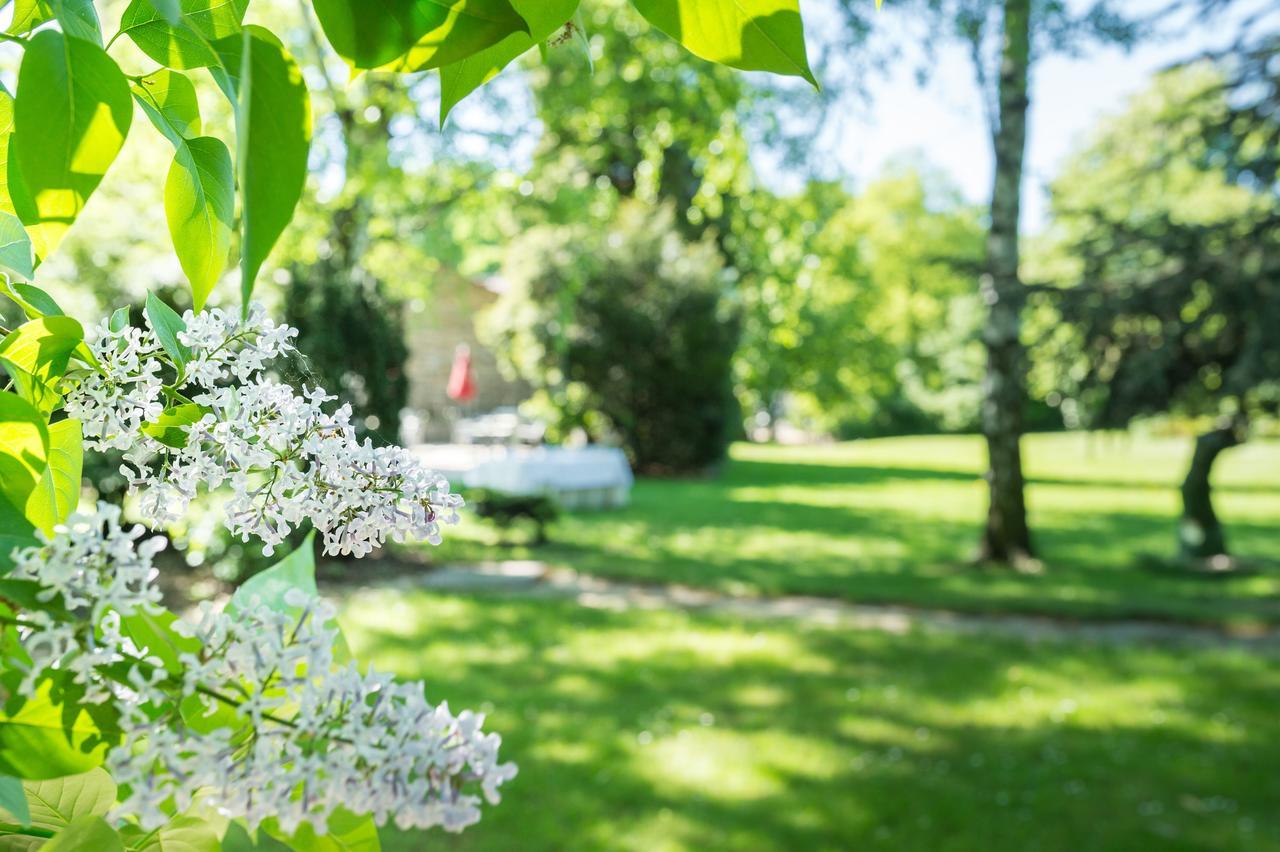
[461,446,633,509]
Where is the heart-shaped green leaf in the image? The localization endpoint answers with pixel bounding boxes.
[438,0,580,124]
[132,69,202,145]
[9,30,133,263]
[0,316,83,414]
[628,0,817,86]
[0,673,118,780]
[42,815,124,851]
[0,392,47,525]
[0,212,34,281]
[24,418,82,536]
[165,137,234,311]
[313,0,527,71]
[142,402,208,448]
[212,29,311,308]
[117,0,249,70]
[19,768,115,837]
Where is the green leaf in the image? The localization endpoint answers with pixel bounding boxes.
[9,30,133,264]
[141,403,207,449]
[143,0,184,25]
[228,531,316,616]
[568,7,593,72]
[6,0,102,45]
[132,69,202,145]
[118,606,202,677]
[0,316,84,414]
[144,293,191,370]
[226,531,354,662]
[0,213,33,282]
[0,87,16,217]
[220,822,291,852]
[120,814,221,852]
[5,282,65,320]
[213,29,311,308]
[0,675,117,779]
[117,0,216,69]
[134,73,234,309]
[0,497,39,575]
[24,299,100,387]
[108,307,131,333]
[18,768,115,837]
[0,578,63,612]
[165,137,234,311]
[177,691,244,736]
[0,774,29,827]
[6,0,56,37]
[386,0,531,72]
[24,418,81,536]
[117,0,249,70]
[0,392,47,516]
[262,809,379,852]
[627,0,817,86]
[438,0,579,124]
[42,815,124,852]
[51,0,104,46]
[312,0,527,71]
[0,823,37,846]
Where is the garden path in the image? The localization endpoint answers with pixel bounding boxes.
[341,560,1280,651]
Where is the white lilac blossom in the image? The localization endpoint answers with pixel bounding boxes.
[9,503,164,620]
[113,592,517,835]
[7,505,166,703]
[179,302,297,385]
[7,505,515,836]
[61,303,463,556]
[63,324,164,450]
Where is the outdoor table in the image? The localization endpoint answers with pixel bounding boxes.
[462,445,634,509]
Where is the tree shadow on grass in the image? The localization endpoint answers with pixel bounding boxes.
[536,500,1280,624]
[348,593,1280,852]
[722,459,981,488]
[1027,476,1280,495]
[722,457,1280,495]
[419,448,1280,625]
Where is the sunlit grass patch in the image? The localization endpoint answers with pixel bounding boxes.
[342,591,1280,852]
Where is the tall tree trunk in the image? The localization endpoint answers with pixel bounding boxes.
[1179,425,1241,560]
[978,0,1034,565]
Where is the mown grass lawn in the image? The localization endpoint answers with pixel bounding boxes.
[340,590,1280,852]
[421,433,1280,626]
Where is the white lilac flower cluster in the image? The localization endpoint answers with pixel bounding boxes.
[7,504,164,704]
[64,323,165,449]
[7,506,515,836]
[114,592,516,835]
[63,303,463,557]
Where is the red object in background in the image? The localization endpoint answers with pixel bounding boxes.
[447,344,477,403]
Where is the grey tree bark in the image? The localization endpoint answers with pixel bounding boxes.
[978,0,1034,564]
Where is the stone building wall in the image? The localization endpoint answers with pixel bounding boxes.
[402,270,528,442]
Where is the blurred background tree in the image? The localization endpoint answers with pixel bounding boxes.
[12,0,1274,579]
[1036,54,1280,563]
[822,0,1142,566]
[467,0,997,450]
[482,202,737,474]
[802,167,987,437]
[281,263,409,440]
